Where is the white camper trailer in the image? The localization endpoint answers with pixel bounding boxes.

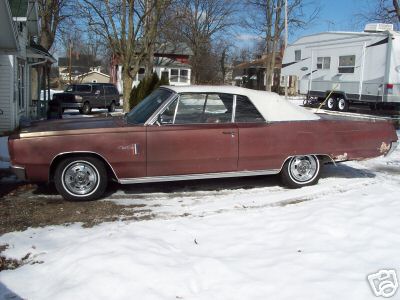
[282,24,400,111]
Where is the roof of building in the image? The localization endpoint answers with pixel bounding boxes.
[154,57,191,68]
[162,85,319,122]
[155,42,193,56]
[58,54,102,67]
[27,41,57,63]
[77,70,110,78]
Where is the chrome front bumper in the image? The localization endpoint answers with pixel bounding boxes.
[385,141,399,157]
[61,102,84,108]
[10,165,26,181]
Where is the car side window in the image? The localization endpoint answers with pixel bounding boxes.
[174,94,207,124]
[235,95,265,123]
[204,94,233,123]
[159,93,234,125]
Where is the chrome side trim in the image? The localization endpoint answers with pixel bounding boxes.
[49,151,119,181]
[118,169,281,184]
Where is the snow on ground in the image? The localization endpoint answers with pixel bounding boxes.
[62,108,124,119]
[0,133,399,300]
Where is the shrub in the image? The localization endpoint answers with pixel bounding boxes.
[129,72,170,108]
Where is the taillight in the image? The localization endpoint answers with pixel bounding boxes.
[386,83,394,94]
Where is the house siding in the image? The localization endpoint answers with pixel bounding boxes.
[0,55,14,133]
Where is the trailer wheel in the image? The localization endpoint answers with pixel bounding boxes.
[325,97,337,110]
[337,98,349,112]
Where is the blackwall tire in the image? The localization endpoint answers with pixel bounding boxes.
[280,155,321,188]
[108,102,116,112]
[325,97,337,110]
[54,156,108,201]
[82,102,91,114]
[337,98,349,112]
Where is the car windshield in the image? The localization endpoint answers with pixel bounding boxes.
[126,88,173,124]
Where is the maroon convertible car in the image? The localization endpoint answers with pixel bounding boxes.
[8,86,398,201]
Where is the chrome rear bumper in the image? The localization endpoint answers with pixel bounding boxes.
[385,141,399,157]
[10,165,26,181]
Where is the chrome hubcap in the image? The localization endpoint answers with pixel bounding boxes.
[63,162,98,195]
[289,156,318,182]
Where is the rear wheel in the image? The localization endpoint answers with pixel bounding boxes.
[325,97,337,110]
[108,101,116,112]
[280,155,321,188]
[337,98,349,112]
[82,102,91,114]
[54,156,108,201]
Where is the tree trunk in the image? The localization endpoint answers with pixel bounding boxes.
[393,0,400,22]
[122,68,133,112]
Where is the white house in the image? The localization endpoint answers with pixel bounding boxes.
[111,43,193,94]
[0,0,55,134]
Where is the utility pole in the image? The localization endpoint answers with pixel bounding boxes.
[68,39,72,85]
[284,0,288,99]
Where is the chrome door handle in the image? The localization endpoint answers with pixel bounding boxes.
[222,131,235,134]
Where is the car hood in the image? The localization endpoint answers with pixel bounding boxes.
[18,116,130,138]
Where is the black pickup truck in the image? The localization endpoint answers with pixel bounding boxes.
[53,83,120,114]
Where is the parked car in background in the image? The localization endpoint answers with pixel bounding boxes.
[52,83,120,114]
[8,86,398,201]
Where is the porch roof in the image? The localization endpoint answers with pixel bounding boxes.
[27,42,57,64]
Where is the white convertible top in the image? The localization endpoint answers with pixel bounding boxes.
[163,85,319,122]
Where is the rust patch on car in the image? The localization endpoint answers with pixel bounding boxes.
[379,142,391,154]
[334,153,348,161]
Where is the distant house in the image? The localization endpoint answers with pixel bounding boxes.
[111,42,193,93]
[0,0,56,134]
[232,53,283,92]
[58,54,103,82]
[77,70,110,84]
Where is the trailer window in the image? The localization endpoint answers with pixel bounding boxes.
[338,55,355,73]
[295,50,301,61]
[317,57,331,69]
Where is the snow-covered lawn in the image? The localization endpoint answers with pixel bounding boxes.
[1,133,399,299]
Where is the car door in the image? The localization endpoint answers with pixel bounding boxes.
[92,85,105,108]
[146,93,238,176]
[235,95,285,171]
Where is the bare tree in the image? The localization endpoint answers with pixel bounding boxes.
[357,0,400,28]
[245,0,319,91]
[79,0,169,111]
[37,0,73,50]
[165,0,237,83]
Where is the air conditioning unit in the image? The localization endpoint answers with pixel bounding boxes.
[364,23,394,32]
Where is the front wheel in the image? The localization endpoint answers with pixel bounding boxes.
[280,155,321,188]
[325,97,337,110]
[54,156,108,201]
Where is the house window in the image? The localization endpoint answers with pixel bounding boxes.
[295,50,301,61]
[17,60,25,110]
[180,69,189,83]
[170,69,179,82]
[317,57,331,69]
[170,69,190,83]
[338,55,355,73]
